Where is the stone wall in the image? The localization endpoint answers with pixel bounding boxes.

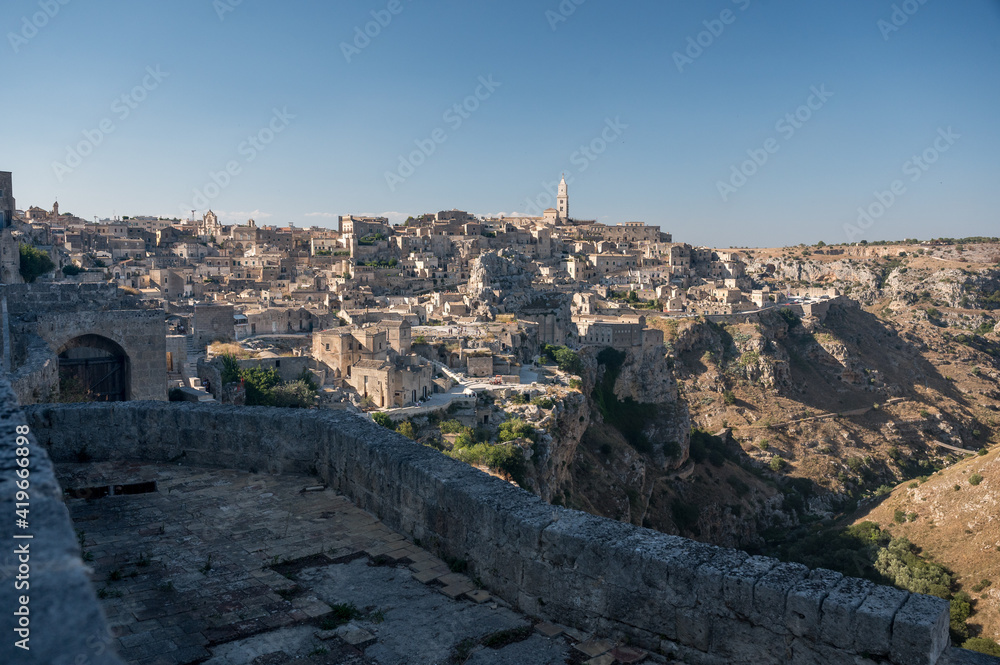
[10,333,57,404]
[22,402,980,665]
[0,381,124,665]
[4,282,125,313]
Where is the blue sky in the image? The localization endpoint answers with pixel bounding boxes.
[2,0,997,246]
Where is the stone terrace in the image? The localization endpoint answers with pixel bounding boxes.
[59,462,654,665]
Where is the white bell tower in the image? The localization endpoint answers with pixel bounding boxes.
[557,175,569,221]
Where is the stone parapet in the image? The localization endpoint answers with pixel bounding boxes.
[23,401,992,665]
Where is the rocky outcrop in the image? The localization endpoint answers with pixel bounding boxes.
[523,389,590,502]
[467,249,536,305]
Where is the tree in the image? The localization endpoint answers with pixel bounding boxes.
[552,347,582,374]
[19,244,55,283]
[241,367,281,406]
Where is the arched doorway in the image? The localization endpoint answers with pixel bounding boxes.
[57,335,130,401]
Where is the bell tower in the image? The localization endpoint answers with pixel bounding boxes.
[557,175,569,221]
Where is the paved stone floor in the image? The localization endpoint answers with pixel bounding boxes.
[58,463,664,665]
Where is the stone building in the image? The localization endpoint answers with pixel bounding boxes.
[0,174,20,285]
[0,171,14,228]
[192,304,235,349]
[347,354,434,408]
[3,283,166,404]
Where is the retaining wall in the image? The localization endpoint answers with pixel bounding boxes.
[0,382,123,665]
[19,402,982,664]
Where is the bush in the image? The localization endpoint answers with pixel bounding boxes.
[270,380,317,408]
[499,417,535,443]
[241,367,282,406]
[723,390,736,405]
[19,244,55,282]
[553,347,582,374]
[777,308,801,329]
[372,412,393,429]
[951,592,973,641]
[969,473,983,486]
[396,420,416,440]
[439,419,464,434]
[530,396,554,409]
[446,443,526,487]
[963,638,1000,657]
[62,264,83,276]
[875,537,953,599]
[168,387,185,402]
[769,456,787,472]
[453,429,476,449]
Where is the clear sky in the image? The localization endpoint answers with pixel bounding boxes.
[2,0,997,246]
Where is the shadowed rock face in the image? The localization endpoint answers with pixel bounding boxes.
[23,399,980,665]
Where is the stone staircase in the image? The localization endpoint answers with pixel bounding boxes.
[182,335,203,385]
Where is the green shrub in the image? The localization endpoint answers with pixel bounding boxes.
[894,509,906,524]
[950,592,973,641]
[963,638,1000,657]
[372,412,393,429]
[499,417,535,443]
[241,367,282,406]
[971,578,992,593]
[876,537,953,599]
[439,419,464,434]
[396,421,416,440]
[270,380,317,408]
[446,443,526,487]
[530,396,554,409]
[453,430,475,449]
[969,473,983,486]
[62,264,83,276]
[19,244,55,282]
[769,456,787,472]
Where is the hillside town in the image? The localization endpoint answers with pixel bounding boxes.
[3,170,844,411]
